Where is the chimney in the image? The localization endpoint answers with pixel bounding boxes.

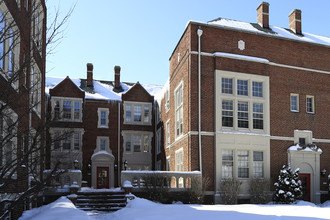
[114,66,121,88]
[87,63,93,87]
[289,9,302,35]
[257,2,269,29]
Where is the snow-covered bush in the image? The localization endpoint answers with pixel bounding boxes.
[220,178,241,204]
[249,178,271,204]
[273,165,302,204]
[186,176,211,204]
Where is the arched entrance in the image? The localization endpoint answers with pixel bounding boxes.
[91,151,115,189]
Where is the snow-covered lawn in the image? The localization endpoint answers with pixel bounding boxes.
[19,196,330,220]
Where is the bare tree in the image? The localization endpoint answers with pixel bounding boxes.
[0,1,74,219]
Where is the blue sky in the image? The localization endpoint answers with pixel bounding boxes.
[46,0,330,86]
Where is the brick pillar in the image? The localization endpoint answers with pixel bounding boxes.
[257,2,270,28]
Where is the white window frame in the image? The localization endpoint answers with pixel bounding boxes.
[96,136,110,152]
[221,149,265,179]
[165,88,170,112]
[290,93,299,112]
[175,81,183,139]
[50,129,83,152]
[123,101,152,125]
[166,156,171,171]
[97,108,109,128]
[51,97,83,122]
[217,71,269,134]
[123,131,153,153]
[30,62,42,117]
[306,95,315,114]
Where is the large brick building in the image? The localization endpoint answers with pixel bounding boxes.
[0,0,46,218]
[45,64,162,189]
[160,2,329,203]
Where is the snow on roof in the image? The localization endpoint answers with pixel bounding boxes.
[91,150,114,159]
[45,76,163,101]
[288,143,322,153]
[154,77,169,105]
[205,18,330,47]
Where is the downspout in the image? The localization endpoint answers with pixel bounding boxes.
[117,102,121,186]
[197,26,203,172]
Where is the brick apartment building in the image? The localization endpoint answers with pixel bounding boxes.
[45,64,162,189]
[160,2,329,203]
[0,0,46,218]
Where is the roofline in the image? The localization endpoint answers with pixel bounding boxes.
[169,20,330,60]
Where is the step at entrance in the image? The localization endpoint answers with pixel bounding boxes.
[76,190,127,212]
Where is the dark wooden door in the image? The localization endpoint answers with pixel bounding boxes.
[97,167,109,189]
[299,173,311,202]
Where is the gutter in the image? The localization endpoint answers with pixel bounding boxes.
[197,26,203,172]
[118,102,121,186]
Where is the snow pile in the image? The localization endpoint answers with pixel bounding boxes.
[18,195,330,220]
[19,197,91,220]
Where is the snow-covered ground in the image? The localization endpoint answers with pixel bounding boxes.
[19,196,330,220]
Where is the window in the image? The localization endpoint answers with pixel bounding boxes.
[175,149,183,171]
[124,132,152,153]
[222,150,233,178]
[74,133,80,150]
[222,100,233,127]
[100,139,106,151]
[218,72,269,133]
[175,82,183,138]
[237,80,248,96]
[31,65,42,114]
[126,105,131,122]
[126,135,131,152]
[63,101,72,119]
[299,138,306,145]
[52,98,83,121]
[237,101,248,128]
[156,129,161,154]
[133,135,141,152]
[62,135,71,150]
[253,151,263,178]
[134,106,142,122]
[290,94,299,112]
[98,108,109,128]
[97,136,109,152]
[165,89,170,110]
[144,106,150,123]
[0,11,5,69]
[124,102,152,125]
[0,110,17,167]
[51,130,82,151]
[237,150,249,178]
[306,96,314,113]
[74,102,80,120]
[166,120,170,147]
[221,78,233,94]
[252,82,263,97]
[253,103,263,129]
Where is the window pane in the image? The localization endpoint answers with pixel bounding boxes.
[134,135,141,152]
[252,82,263,97]
[134,106,142,122]
[126,135,131,152]
[74,133,80,150]
[143,136,149,152]
[0,12,4,70]
[291,95,298,111]
[53,132,61,150]
[221,78,233,94]
[237,80,248,96]
[306,97,314,113]
[63,135,71,150]
[222,100,233,127]
[144,106,149,123]
[126,105,131,121]
[63,101,72,119]
[54,101,60,119]
[100,111,106,125]
[238,101,248,128]
[253,151,263,178]
[100,139,106,151]
[74,102,80,120]
[222,150,233,178]
[238,150,249,178]
[253,103,263,129]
